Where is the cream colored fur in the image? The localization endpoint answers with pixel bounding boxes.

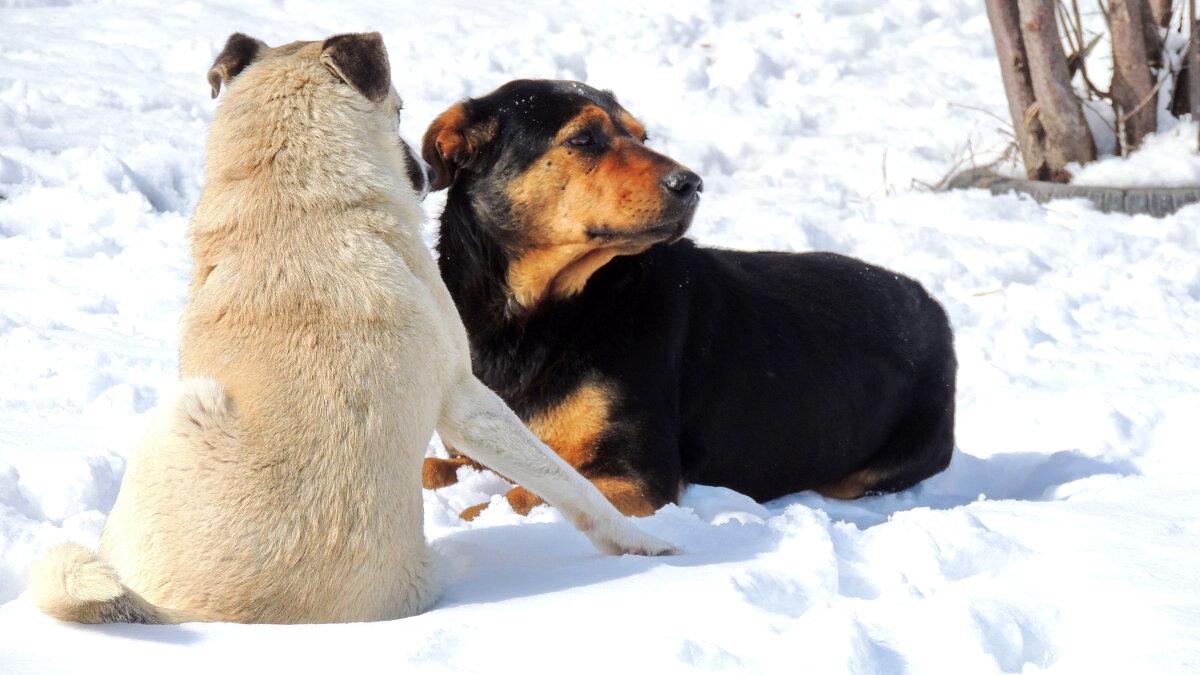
[29,37,673,626]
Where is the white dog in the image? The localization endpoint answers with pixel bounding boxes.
[29,32,673,625]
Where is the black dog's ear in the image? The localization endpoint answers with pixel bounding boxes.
[320,32,391,102]
[207,33,268,99]
[421,102,497,191]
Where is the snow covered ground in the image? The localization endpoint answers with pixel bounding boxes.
[2,0,1199,672]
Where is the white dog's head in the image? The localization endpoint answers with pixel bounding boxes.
[204,32,434,207]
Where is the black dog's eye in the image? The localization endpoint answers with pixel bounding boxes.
[567,132,597,147]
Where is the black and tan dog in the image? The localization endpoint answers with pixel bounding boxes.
[421,79,956,518]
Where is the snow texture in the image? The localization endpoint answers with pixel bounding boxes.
[2,0,1199,673]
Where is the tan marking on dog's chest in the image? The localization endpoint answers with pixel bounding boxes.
[507,243,644,310]
[526,381,615,469]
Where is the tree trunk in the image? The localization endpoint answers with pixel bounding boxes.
[985,0,1052,180]
[1170,1,1196,118]
[1139,0,1165,67]
[1111,0,1159,152]
[1017,0,1096,181]
[1148,0,1174,27]
[1191,0,1200,149]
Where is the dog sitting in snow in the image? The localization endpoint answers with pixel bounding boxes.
[29,35,672,625]
[421,80,957,518]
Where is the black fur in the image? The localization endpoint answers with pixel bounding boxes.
[434,80,956,507]
[207,33,268,98]
[321,32,391,102]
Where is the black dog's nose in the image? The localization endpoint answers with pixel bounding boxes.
[425,164,438,190]
[662,170,703,201]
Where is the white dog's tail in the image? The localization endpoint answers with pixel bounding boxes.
[28,542,183,625]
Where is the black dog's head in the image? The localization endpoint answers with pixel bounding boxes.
[423,79,701,309]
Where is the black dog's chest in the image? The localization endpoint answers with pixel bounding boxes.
[470,324,596,421]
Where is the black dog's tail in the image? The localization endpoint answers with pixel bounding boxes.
[28,542,189,624]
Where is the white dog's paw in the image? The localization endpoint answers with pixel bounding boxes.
[620,532,680,557]
[583,516,679,557]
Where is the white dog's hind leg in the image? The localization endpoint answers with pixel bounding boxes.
[436,376,677,556]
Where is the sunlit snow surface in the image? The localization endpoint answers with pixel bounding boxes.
[1,1,1198,673]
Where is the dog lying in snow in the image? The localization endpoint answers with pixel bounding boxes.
[28,34,673,625]
[421,80,956,518]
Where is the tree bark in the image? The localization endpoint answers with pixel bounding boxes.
[1170,1,1196,118]
[1139,0,1165,67]
[1148,0,1174,27]
[985,0,1052,180]
[1190,1,1200,121]
[1018,0,1096,181]
[1111,0,1159,152]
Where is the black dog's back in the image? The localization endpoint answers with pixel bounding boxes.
[605,241,956,502]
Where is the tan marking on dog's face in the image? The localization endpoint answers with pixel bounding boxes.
[615,111,647,141]
[504,104,694,309]
[526,380,614,469]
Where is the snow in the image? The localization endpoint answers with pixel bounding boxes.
[1070,121,1200,186]
[2,0,1199,672]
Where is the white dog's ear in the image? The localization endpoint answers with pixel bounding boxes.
[207,33,268,99]
[421,102,497,191]
[320,32,391,103]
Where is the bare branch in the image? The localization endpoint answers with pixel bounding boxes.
[1066,0,1111,97]
[948,102,1017,126]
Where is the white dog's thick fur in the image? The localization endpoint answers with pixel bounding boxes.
[29,33,673,626]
